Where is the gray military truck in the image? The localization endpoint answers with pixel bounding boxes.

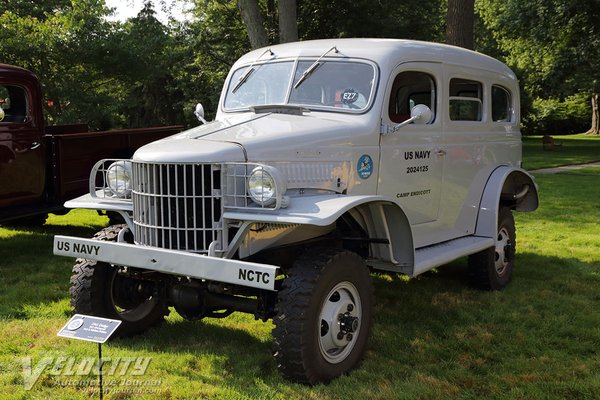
[54,39,538,384]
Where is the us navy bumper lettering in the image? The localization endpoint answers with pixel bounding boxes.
[53,236,278,291]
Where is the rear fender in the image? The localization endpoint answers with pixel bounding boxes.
[475,167,539,238]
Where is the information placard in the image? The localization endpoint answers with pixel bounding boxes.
[57,314,122,343]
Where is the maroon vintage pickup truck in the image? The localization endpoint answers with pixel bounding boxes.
[0,63,182,223]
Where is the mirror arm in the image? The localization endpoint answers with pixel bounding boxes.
[384,115,419,135]
[196,114,207,125]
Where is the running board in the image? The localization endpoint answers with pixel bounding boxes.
[413,236,494,277]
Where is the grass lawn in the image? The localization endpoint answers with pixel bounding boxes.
[1,145,599,399]
[522,134,600,170]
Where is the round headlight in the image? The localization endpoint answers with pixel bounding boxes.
[106,161,132,198]
[248,166,283,207]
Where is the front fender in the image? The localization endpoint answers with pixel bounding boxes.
[223,194,388,226]
[475,166,539,238]
[224,195,414,267]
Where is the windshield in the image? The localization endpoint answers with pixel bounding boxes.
[223,59,376,112]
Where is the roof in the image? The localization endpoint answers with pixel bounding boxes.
[234,39,516,79]
[0,63,39,82]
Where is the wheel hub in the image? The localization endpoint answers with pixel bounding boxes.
[339,313,359,334]
[318,282,362,364]
[494,227,512,276]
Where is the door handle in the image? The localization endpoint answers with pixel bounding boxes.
[30,142,41,150]
[435,149,446,157]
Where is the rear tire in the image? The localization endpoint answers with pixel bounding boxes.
[272,248,373,384]
[69,225,168,336]
[468,207,516,290]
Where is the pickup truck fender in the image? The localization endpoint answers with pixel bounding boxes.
[223,195,414,266]
[475,166,539,238]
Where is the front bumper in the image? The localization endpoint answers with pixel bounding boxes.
[53,236,279,291]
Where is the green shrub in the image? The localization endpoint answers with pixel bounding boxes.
[522,92,591,135]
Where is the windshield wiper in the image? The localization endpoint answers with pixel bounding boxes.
[293,46,338,89]
[232,48,274,94]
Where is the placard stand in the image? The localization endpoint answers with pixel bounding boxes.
[57,314,122,399]
[98,343,103,399]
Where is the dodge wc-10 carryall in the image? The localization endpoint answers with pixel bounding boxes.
[54,39,538,384]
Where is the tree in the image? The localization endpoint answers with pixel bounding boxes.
[477,0,600,134]
[446,0,475,49]
[115,2,186,127]
[278,0,297,43]
[298,0,444,41]
[586,95,599,135]
[236,0,269,49]
[0,0,120,128]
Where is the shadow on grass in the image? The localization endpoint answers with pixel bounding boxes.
[1,248,598,397]
[77,250,600,395]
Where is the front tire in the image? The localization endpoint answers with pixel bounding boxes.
[272,248,374,384]
[69,225,168,336]
[468,207,516,290]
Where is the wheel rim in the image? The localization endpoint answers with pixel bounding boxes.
[109,269,159,322]
[318,281,362,364]
[495,227,512,276]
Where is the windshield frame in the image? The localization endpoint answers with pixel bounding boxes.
[221,57,379,115]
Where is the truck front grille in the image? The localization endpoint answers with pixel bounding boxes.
[132,162,221,253]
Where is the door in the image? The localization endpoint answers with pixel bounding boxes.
[0,82,45,207]
[378,63,445,229]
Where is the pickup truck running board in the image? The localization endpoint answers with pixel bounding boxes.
[413,236,494,277]
[53,236,279,291]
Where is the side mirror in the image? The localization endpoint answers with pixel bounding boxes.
[386,104,433,134]
[410,104,433,124]
[0,107,4,122]
[194,103,207,124]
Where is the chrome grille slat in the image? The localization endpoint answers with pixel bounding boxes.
[132,162,221,253]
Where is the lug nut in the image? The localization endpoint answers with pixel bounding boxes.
[337,332,345,340]
[347,304,354,312]
[346,333,353,341]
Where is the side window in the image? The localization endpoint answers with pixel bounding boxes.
[492,85,512,122]
[449,78,483,121]
[388,71,436,123]
[0,85,28,123]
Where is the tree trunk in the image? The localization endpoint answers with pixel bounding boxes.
[586,93,599,135]
[278,0,298,43]
[236,0,269,49]
[446,0,475,50]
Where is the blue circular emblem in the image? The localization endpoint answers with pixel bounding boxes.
[357,155,373,179]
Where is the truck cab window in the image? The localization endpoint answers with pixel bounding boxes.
[0,85,28,123]
[492,85,512,122]
[449,78,483,121]
[389,71,436,123]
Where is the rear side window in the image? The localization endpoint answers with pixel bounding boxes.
[449,78,483,121]
[0,85,28,123]
[492,85,512,122]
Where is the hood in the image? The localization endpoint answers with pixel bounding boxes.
[134,111,372,163]
[133,137,246,163]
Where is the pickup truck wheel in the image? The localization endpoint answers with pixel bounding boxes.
[468,207,516,290]
[272,248,373,384]
[69,225,168,336]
